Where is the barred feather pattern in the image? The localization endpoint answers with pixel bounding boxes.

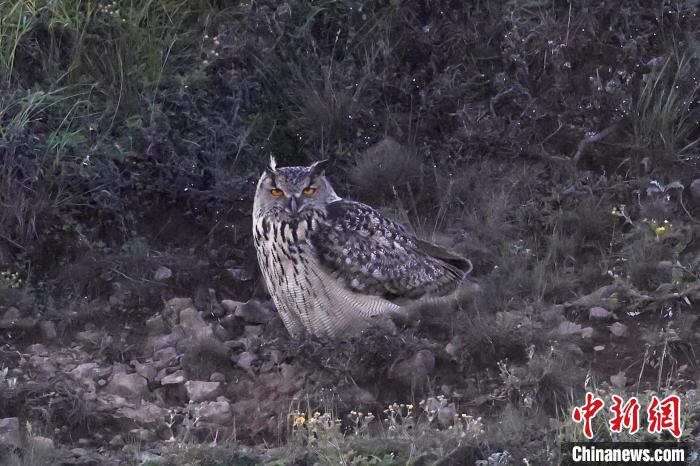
[253,199,470,338]
[253,207,400,338]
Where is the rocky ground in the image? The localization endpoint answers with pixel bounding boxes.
[1,0,700,464]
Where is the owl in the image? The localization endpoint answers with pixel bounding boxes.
[252,157,472,339]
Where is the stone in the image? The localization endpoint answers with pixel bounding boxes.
[31,436,54,450]
[609,322,628,337]
[184,381,221,402]
[160,370,186,385]
[39,321,58,340]
[244,325,263,337]
[131,360,157,382]
[27,343,48,355]
[109,435,125,447]
[164,297,193,317]
[146,315,167,335]
[70,363,102,391]
[154,266,172,281]
[117,402,167,426]
[589,306,612,321]
[389,349,435,386]
[106,373,149,400]
[198,399,232,425]
[210,372,226,383]
[178,307,214,340]
[234,300,276,324]
[580,327,594,339]
[221,299,243,314]
[437,404,457,428]
[1,307,20,322]
[558,320,582,336]
[689,179,700,201]
[0,417,21,450]
[0,307,36,330]
[235,352,257,371]
[610,371,627,389]
[224,267,253,282]
[153,347,178,370]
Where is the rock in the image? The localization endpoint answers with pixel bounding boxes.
[589,306,612,321]
[609,322,628,337]
[76,329,101,345]
[235,300,276,324]
[131,360,157,382]
[153,347,178,370]
[178,307,214,340]
[106,373,149,399]
[0,417,21,450]
[580,327,594,339]
[0,307,36,330]
[32,436,54,450]
[221,299,243,314]
[109,435,125,447]
[558,320,582,336]
[244,325,263,337]
[593,345,605,352]
[210,372,226,383]
[437,404,457,428]
[224,267,253,282]
[160,370,186,385]
[231,399,258,420]
[146,315,167,335]
[117,402,167,426]
[70,363,103,391]
[27,343,48,355]
[690,179,700,201]
[389,349,435,386]
[39,321,58,340]
[213,324,229,341]
[163,297,193,325]
[1,307,20,322]
[185,381,221,402]
[235,352,257,371]
[610,371,627,389]
[165,297,194,315]
[154,266,172,281]
[198,399,232,424]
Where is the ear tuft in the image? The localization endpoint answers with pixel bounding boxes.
[265,156,277,178]
[310,159,331,177]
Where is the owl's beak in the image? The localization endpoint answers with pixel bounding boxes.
[288,195,299,214]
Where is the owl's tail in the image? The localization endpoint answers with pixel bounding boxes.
[389,279,482,328]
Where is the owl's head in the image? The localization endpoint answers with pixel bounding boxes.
[254,157,339,218]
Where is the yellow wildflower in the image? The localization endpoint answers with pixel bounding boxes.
[655,226,666,235]
[293,416,306,427]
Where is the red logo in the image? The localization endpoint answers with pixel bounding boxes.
[609,395,641,434]
[572,392,605,439]
[647,394,681,438]
[573,393,682,439]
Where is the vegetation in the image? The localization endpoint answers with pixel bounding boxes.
[0,0,699,464]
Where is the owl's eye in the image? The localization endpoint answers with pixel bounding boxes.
[303,187,317,196]
[270,188,284,197]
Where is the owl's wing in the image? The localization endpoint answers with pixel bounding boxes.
[309,200,472,301]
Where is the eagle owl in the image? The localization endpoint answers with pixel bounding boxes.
[252,158,472,338]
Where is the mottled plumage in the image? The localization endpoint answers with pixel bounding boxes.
[252,158,472,338]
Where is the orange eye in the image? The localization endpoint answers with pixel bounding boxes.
[303,187,317,196]
[270,188,284,197]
